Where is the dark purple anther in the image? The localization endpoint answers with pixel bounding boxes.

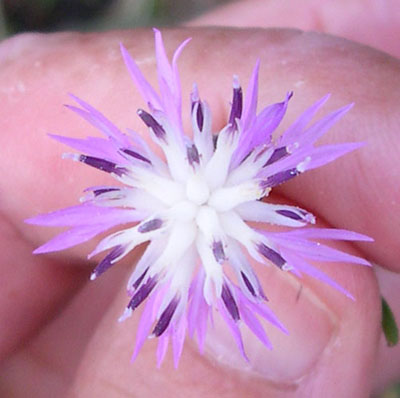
[152,297,179,337]
[137,109,166,140]
[212,240,226,264]
[228,83,243,126]
[131,268,149,290]
[241,271,256,297]
[93,187,120,197]
[92,245,124,279]
[221,283,240,321]
[191,100,204,131]
[196,103,204,131]
[258,243,286,269]
[120,148,152,164]
[187,144,200,166]
[79,155,126,176]
[138,218,163,233]
[128,277,157,311]
[265,147,288,166]
[276,209,303,221]
[261,168,299,188]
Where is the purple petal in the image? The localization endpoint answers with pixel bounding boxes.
[282,228,373,242]
[241,60,259,131]
[26,204,142,227]
[156,333,170,368]
[216,300,248,361]
[131,294,157,362]
[304,142,364,171]
[282,248,354,299]
[67,95,130,145]
[120,43,162,110]
[49,134,124,164]
[172,317,187,368]
[221,283,240,321]
[270,235,371,266]
[238,295,272,349]
[33,224,112,254]
[246,300,288,334]
[280,94,331,145]
[265,146,289,166]
[296,104,353,148]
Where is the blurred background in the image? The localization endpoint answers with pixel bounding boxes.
[0,1,399,397]
[0,0,229,38]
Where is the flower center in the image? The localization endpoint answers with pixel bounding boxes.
[185,173,210,206]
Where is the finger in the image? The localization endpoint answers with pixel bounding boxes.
[372,266,400,394]
[0,212,89,362]
[67,236,379,397]
[1,28,399,272]
[189,0,400,58]
[0,27,388,394]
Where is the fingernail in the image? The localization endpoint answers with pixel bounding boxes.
[204,267,337,384]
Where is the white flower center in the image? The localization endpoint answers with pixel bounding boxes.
[185,173,210,206]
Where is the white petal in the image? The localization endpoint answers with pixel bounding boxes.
[236,201,315,227]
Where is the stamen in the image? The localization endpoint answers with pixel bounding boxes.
[276,209,303,220]
[228,76,243,126]
[90,245,125,280]
[212,240,226,264]
[128,277,157,311]
[221,283,240,321]
[137,109,166,140]
[131,268,149,290]
[151,297,180,337]
[261,168,299,188]
[120,148,152,164]
[187,144,200,166]
[241,271,256,297]
[265,146,288,166]
[92,187,120,197]
[138,218,163,233]
[258,243,286,269]
[78,155,126,176]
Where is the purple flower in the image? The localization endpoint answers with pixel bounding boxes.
[26,29,372,367]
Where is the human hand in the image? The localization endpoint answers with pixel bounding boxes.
[0,25,399,397]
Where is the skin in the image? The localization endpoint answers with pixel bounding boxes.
[0,2,399,396]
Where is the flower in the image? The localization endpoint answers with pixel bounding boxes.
[27,29,372,367]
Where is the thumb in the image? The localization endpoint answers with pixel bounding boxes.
[68,233,379,397]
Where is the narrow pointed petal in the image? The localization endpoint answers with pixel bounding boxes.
[120,43,162,109]
[33,224,114,254]
[282,249,354,299]
[304,142,364,171]
[131,295,157,362]
[156,333,170,368]
[172,317,187,368]
[280,94,331,145]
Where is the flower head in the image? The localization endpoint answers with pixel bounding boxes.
[27,29,371,367]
